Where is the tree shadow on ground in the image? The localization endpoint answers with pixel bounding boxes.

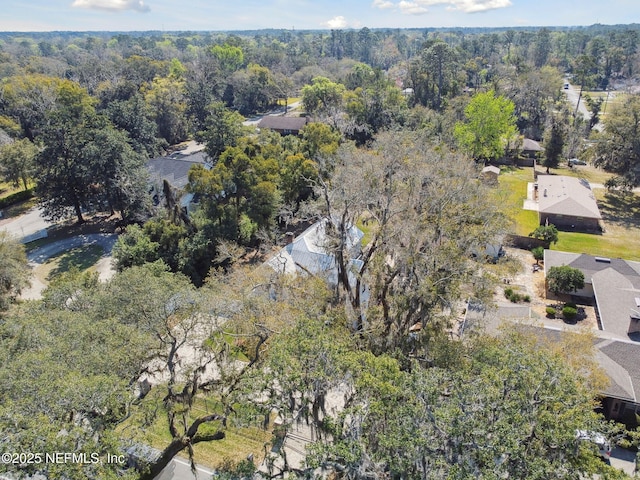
[598,191,640,229]
[45,245,105,281]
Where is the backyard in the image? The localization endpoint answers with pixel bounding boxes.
[496,164,640,261]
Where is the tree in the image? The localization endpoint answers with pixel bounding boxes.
[529,224,559,245]
[143,75,189,145]
[301,76,346,121]
[543,116,565,173]
[593,94,640,189]
[317,132,507,348]
[0,231,29,310]
[111,224,160,271]
[303,331,614,480]
[454,90,517,162]
[0,137,37,190]
[547,265,586,295]
[532,246,544,264]
[199,101,246,161]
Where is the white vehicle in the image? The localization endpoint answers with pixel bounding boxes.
[576,430,612,460]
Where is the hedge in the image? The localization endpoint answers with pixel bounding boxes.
[0,188,34,209]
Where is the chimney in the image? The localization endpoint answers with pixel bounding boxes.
[285,232,294,245]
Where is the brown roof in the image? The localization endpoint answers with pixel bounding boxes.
[257,116,308,131]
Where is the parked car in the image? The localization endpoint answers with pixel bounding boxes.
[568,158,587,166]
[576,430,612,461]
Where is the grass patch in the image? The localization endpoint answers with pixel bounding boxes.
[494,167,539,236]
[34,244,105,284]
[120,392,272,470]
[552,190,640,260]
[495,166,640,260]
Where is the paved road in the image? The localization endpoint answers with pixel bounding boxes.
[0,207,52,242]
[21,233,118,300]
[154,457,216,480]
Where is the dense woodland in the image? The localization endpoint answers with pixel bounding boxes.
[1,24,640,479]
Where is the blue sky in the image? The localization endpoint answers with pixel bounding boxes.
[1,0,638,32]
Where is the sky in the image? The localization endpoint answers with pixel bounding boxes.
[1,0,638,32]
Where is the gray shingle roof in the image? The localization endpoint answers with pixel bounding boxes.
[544,250,640,339]
[146,150,209,190]
[596,339,640,402]
[258,116,308,132]
[537,175,601,219]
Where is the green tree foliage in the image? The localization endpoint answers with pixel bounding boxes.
[0,137,37,190]
[112,224,160,271]
[319,132,507,346]
[454,90,517,162]
[301,76,346,118]
[143,75,189,145]
[0,231,29,310]
[529,223,559,244]
[547,265,586,295]
[531,245,545,264]
[593,94,640,189]
[36,89,148,223]
[543,116,565,172]
[271,327,614,480]
[199,101,246,160]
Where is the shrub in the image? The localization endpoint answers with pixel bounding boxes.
[0,188,34,209]
[562,306,578,319]
[546,307,556,318]
[504,287,513,299]
[523,295,531,302]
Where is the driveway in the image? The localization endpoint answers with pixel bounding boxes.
[21,233,117,300]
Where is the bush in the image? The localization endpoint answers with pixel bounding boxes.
[0,188,34,209]
[562,306,578,319]
[523,295,531,303]
[546,307,556,318]
[504,287,514,299]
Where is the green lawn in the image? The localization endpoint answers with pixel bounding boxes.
[497,166,640,260]
[120,393,272,470]
[34,244,105,284]
[494,167,538,236]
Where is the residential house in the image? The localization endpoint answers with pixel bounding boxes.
[536,175,602,230]
[595,338,640,424]
[268,218,364,288]
[522,138,544,158]
[544,250,640,339]
[146,148,210,211]
[257,116,309,136]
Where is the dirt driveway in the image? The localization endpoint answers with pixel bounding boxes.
[499,247,598,330]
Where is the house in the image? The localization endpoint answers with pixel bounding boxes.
[536,175,602,230]
[481,165,500,184]
[544,250,640,339]
[522,138,543,158]
[268,219,364,287]
[257,116,309,135]
[146,149,210,209]
[595,338,640,424]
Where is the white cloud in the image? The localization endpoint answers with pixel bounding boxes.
[372,0,511,15]
[372,0,395,9]
[71,0,151,13]
[323,15,348,28]
[399,1,429,14]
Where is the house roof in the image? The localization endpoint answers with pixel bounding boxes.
[258,116,308,132]
[482,165,500,175]
[544,250,640,339]
[267,219,364,287]
[147,150,210,190]
[523,138,543,151]
[537,175,601,219]
[595,338,640,402]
